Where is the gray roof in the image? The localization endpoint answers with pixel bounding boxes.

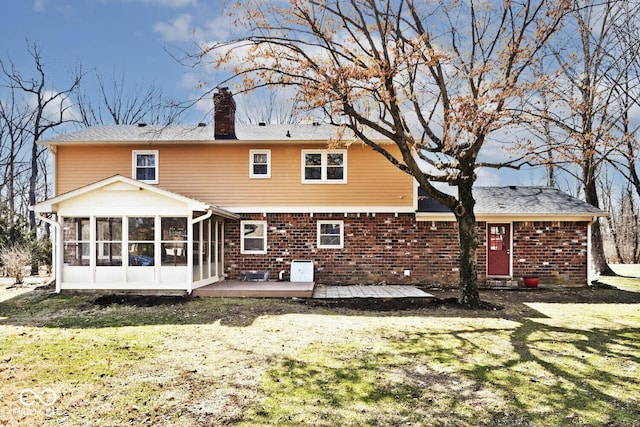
[418,186,606,216]
[41,123,344,144]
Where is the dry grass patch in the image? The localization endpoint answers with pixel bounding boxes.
[0,275,639,426]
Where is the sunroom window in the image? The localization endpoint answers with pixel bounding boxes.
[96,217,123,266]
[128,217,155,266]
[62,217,90,266]
[161,217,187,266]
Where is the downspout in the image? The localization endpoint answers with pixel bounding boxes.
[36,212,61,293]
[587,216,597,286]
[188,210,214,295]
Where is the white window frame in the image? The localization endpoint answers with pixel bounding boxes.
[249,149,271,178]
[132,150,159,184]
[317,220,344,249]
[301,150,347,184]
[241,220,268,254]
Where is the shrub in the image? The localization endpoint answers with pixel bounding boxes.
[0,244,33,284]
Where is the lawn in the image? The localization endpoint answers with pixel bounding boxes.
[1,271,639,426]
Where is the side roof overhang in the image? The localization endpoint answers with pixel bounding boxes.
[415,186,609,222]
[33,174,240,220]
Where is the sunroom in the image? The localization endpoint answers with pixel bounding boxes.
[33,175,239,294]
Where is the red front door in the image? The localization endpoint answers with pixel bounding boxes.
[487,224,511,276]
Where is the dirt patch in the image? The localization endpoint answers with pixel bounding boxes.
[93,294,191,307]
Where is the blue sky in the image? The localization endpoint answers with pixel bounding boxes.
[0,0,550,187]
[0,0,222,120]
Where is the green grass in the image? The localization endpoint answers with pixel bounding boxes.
[1,271,640,426]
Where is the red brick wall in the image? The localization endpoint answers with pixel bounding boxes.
[511,221,589,285]
[224,214,588,286]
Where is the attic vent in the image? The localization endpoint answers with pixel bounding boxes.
[258,122,266,126]
[312,122,320,126]
[198,122,206,127]
[509,185,517,190]
[137,123,147,127]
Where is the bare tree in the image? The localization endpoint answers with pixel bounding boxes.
[194,0,570,306]
[0,90,30,218]
[75,71,183,126]
[0,42,82,232]
[530,0,640,275]
[235,87,304,124]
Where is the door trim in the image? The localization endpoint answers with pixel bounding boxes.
[486,222,513,277]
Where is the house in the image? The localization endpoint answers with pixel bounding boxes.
[33,88,607,294]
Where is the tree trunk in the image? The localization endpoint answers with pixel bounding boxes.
[456,182,480,307]
[584,173,616,276]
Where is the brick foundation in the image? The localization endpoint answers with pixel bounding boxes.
[224,214,589,287]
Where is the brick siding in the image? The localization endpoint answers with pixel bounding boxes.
[224,213,588,286]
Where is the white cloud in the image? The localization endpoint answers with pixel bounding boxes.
[475,168,502,186]
[153,14,194,42]
[33,0,47,12]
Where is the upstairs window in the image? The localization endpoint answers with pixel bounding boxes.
[302,150,346,183]
[250,150,271,178]
[133,150,158,184]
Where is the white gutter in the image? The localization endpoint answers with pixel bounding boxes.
[36,212,62,293]
[587,216,597,286]
[187,210,214,295]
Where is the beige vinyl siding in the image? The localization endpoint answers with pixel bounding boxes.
[56,143,413,208]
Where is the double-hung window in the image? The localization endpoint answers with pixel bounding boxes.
[250,150,271,178]
[241,221,267,254]
[133,150,159,183]
[302,150,346,183]
[317,221,344,249]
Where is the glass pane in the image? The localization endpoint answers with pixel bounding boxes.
[136,167,156,181]
[128,243,155,266]
[305,166,322,180]
[327,153,343,166]
[63,218,90,241]
[305,153,322,165]
[489,226,505,251]
[96,243,122,266]
[327,166,343,180]
[253,153,268,164]
[129,217,154,240]
[63,242,89,266]
[320,223,341,235]
[321,235,341,246]
[243,223,265,238]
[162,243,187,266]
[137,154,156,167]
[244,238,264,251]
[96,218,122,241]
[162,218,187,240]
[253,164,268,175]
